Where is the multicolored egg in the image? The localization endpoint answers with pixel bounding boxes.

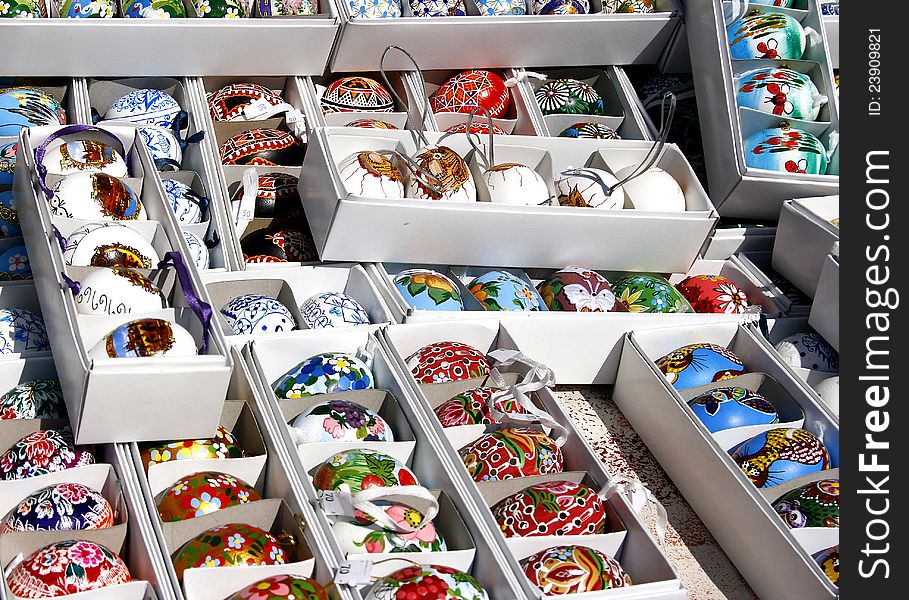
[735,68,827,121]
[493,481,607,537]
[744,126,829,175]
[468,270,543,312]
[88,318,197,359]
[434,386,528,427]
[772,478,839,529]
[220,128,304,166]
[241,226,319,263]
[346,119,398,129]
[535,79,603,115]
[183,230,210,269]
[231,172,300,220]
[73,267,166,316]
[774,332,839,372]
[225,575,328,600]
[337,151,406,198]
[62,222,159,268]
[221,294,296,335]
[459,427,563,482]
[612,165,686,211]
[0,244,30,281]
[157,471,261,522]
[555,168,624,209]
[688,387,778,433]
[104,88,181,128]
[0,141,17,186]
[676,275,750,314]
[559,122,621,139]
[0,379,65,420]
[534,0,588,15]
[120,0,187,17]
[162,178,206,225]
[0,87,66,136]
[537,267,623,312]
[410,0,465,16]
[291,399,393,443]
[602,0,653,12]
[728,11,808,60]
[0,429,95,480]
[139,425,243,470]
[257,0,318,15]
[208,82,286,122]
[365,565,488,600]
[612,273,694,313]
[272,352,375,398]
[406,341,490,384]
[483,163,550,205]
[731,428,831,488]
[41,139,128,178]
[7,540,130,598]
[333,503,446,554]
[300,291,371,329]
[0,0,44,17]
[192,0,249,17]
[656,343,746,389]
[475,0,524,14]
[813,544,839,586]
[321,77,394,113]
[0,189,20,237]
[313,448,418,492]
[0,308,49,354]
[444,121,507,135]
[407,145,476,202]
[0,482,114,533]
[522,545,632,595]
[347,0,401,18]
[172,523,287,581]
[431,70,510,118]
[136,125,182,167]
[393,269,464,311]
[49,172,145,221]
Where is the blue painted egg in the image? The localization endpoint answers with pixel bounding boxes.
[221,294,296,335]
[300,292,371,329]
[137,125,182,167]
[291,399,394,443]
[774,332,839,373]
[0,308,48,354]
[0,244,30,281]
[475,0,524,14]
[727,11,807,60]
[162,179,205,225]
[0,190,21,238]
[820,1,839,16]
[0,87,66,137]
[0,380,65,420]
[183,230,209,269]
[656,343,745,390]
[347,0,401,18]
[688,387,779,433]
[393,269,464,311]
[744,127,828,175]
[104,89,181,128]
[121,0,187,17]
[467,270,543,312]
[272,352,375,398]
[731,427,830,488]
[0,141,17,186]
[41,139,129,178]
[534,0,588,14]
[58,0,116,17]
[0,429,95,481]
[0,483,114,532]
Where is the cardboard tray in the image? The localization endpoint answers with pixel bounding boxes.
[808,247,838,351]
[771,196,839,298]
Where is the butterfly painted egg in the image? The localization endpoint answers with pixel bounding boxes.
[313,448,418,493]
[612,273,694,314]
[411,0,465,16]
[812,376,839,415]
[676,275,750,314]
[183,230,210,269]
[0,483,113,533]
[347,0,401,18]
[772,478,839,529]
[534,0,588,14]
[0,379,65,420]
[559,122,621,139]
[231,172,300,219]
[602,0,653,12]
[301,292,371,329]
[537,267,623,312]
[366,565,488,600]
[0,189,21,237]
[393,269,464,311]
[136,125,182,167]
[774,332,839,372]
[731,427,830,488]
[0,87,66,136]
[121,0,187,17]
[0,141,17,186]
[173,523,287,581]
[0,429,95,480]
[346,119,398,129]
[321,77,394,113]
[221,128,304,166]
[291,399,393,443]
[163,179,205,225]
[475,0,524,15]
[656,343,745,389]
[555,168,624,210]
[0,244,30,281]
[813,544,839,586]
[612,165,686,211]
[7,540,130,598]
[333,503,446,554]
[0,308,49,354]
[63,222,159,268]
[158,471,261,522]
[459,427,563,482]
[140,425,243,470]
[535,79,603,116]
[221,294,296,335]
[273,352,375,398]
[407,145,476,202]
[483,163,550,206]
[337,151,406,199]
[434,386,527,427]
[41,139,128,177]
[73,267,166,316]
[258,0,318,15]
[493,481,607,537]
[225,575,328,600]
[468,270,543,312]
[104,88,181,128]
[431,70,510,118]
[445,121,508,135]
[522,545,632,595]
[88,318,197,359]
[727,11,808,60]
[49,173,145,221]
[241,226,319,263]
[208,83,285,122]
[406,341,490,384]
[58,0,116,17]
[688,387,778,433]
[735,68,827,121]
[745,126,829,175]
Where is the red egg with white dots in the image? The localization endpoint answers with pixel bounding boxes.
[431,70,511,119]
[676,274,750,314]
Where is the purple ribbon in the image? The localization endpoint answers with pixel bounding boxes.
[52,225,67,253]
[61,273,81,295]
[34,125,127,199]
[157,251,212,355]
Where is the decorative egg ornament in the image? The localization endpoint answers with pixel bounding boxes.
[321,77,394,113]
[393,269,464,311]
[407,145,476,202]
[537,267,623,312]
[0,141,17,186]
[221,294,296,335]
[0,429,95,480]
[313,448,418,493]
[173,523,287,581]
[0,87,66,136]
[772,478,839,529]
[163,178,205,225]
[603,0,653,12]
[157,471,261,522]
[241,226,319,263]
[7,540,131,598]
[220,128,304,166]
[434,386,527,427]
[688,387,778,432]
[483,163,550,205]
[74,267,166,316]
[291,399,393,443]
[0,308,49,354]
[555,168,624,209]
[406,341,490,384]
[559,122,621,139]
[49,172,145,221]
[676,275,750,314]
[728,11,809,60]
[612,273,693,313]
[346,119,398,129]
[301,291,371,329]
[63,222,159,268]
[744,126,829,175]
[273,352,374,398]
[88,318,197,359]
[121,0,187,17]
[0,379,65,420]
[612,165,686,211]
[535,79,603,116]
[523,545,632,595]
[337,151,406,198]
[366,565,488,600]
[258,0,318,15]
[140,426,243,470]
[468,270,543,311]
[731,428,830,488]
[208,82,286,122]
[0,190,19,237]
[475,0,524,14]
[225,575,329,600]
[193,0,249,17]
[534,0,588,15]
[459,427,564,482]
[104,88,181,128]
[333,503,446,554]
[410,0,466,16]
[183,230,210,269]
[656,343,745,389]
[813,545,839,586]
[445,121,508,135]
[231,172,301,219]
[41,139,128,177]
[735,68,827,120]
[493,480,607,537]
[431,70,510,118]
[0,483,114,533]
[774,332,839,372]
[0,244,30,281]
[136,125,182,166]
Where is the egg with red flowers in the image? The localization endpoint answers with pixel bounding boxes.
[157,471,261,522]
[0,483,114,533]
[537,267,625,312]
[0,429,95,481]
[365,564,488,600]
[291,399,393,443]
[225,575,329,600]
[656,343,746,389]
[430,70,510,119]
[172,523,287,581]
[7,540,130,597]
[434,386,529,427]
[406,341,491,384]
[492,480,607,537]
[459,427,563,482]
[522,545,632,595]
[332,502,446,555]
[312,448,418,493]
[676,275,750,314]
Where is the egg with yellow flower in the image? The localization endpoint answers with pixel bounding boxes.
[467,270,543,312]
[393,268,464,311]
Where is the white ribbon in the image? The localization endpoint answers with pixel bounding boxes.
[319,485,440,533]
[826,131,840,159]
[504,71,549,88]
[804,27,822,48]
[602,479,669,548]
[240,100,296,122]
[234,167,260,233]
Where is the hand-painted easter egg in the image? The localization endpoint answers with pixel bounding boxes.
[221,294,295,335]
[208,83,286,122]
[728,11,808,60]
[775,332,839,372]
[0,308,49,354]
[611,273,693,313]
[57,0,115,19]
[735,68,827,121]
[0,483,113,532]
[812,376,839,415]
[120,0,187,17]
[406,341,491,384]
[241,226,319,263]
[535,79,603,115]
[688,387,778,433]
[612,165,686,211]
[820,1,838,16]
[555,168,624,209]
[273,352,375,398]
[744,126,828,175]
[444,121,508,135]
[231,172,300,219]
[468,270,543,312]
[225,575,328,600]
[475,0,524,14]
[41,139,128,177]
[731,428,830,488]
[772,478,839,529]
[291,399,393,443]
[313,448,418,492]
[559,122,621,139]
[365,565,488,600]
[49,173,145,221]
[347,0,401,18]
[0,429,95,480]
[300,292,371,329]
[410,0,465,16]
[407,145,476,202]
[483,163,550,205]
[172,523,287,581]
[459,427,563,482]
[0,244,30,281]
[140,425,243,470]
[220,129,304,166]
[158,471,260,522]
[393,269,464,311]
[434,386,528,427]
[813,544,839,586]
[522,545,632,595]
[136,125,182,167]
[88,318,197,359]
[0,189,21,237]
[7,540,130,597]
[63,222,159,268]
[534,0,588,14]
[74,267,166,316]
[431,70,510,118]
[258,0,318,15]
[0,87,66,136]
[537,267,623,312]
[602,0,653,11]
[0,379,65,420]
[0,141,17,186]
[333,503,446,554]
[656,343,745,389]
[338,151,406,198]
[104,89,180,128]
[493,481,607,537]
[321,77,394,113]
[163,179,206,225]
[183,230,210,269]
[346,119,398,129]
[0,0,45,17]
[676,275,750,314]
[193,0,249,17]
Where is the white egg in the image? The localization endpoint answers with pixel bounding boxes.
[0,308,49,355]
[162,179,204,225]
[49,173,146,221]
[406,145,477,203]
[613,165,686,211]
[774,332,839,373]
[812,376,839,415]
[338,151,406,199]
[136,125,182,167]
[290,399,393,443]
[88,317,196,359]
[41,140,128,177]
[182,230,210,269]
[331,512,445,555]
[73,268,166,316]
[221,294,296,335]
[103,89,181,128]
[63,222,160,269]
[554,168,624,210]
[300,291,371,329]
[483,163,550,205]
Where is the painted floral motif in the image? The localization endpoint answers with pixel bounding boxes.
[0,87,66,136]
[731,428,830,488]
[611,274,693,314]
[313,448,418,493]
[522,545,632,595]
[493,481,607,537]
[0,245,31,281]
[221,294,296,335]
[183,230,210,269]
[137,125,182,165]
[336,502,446,554]
[139,425,243,471]
[688,387,778,433]
[537,267,622,312]
[292,399,392,443]
[0,379,65,420]
[745,126,828,175]
[157,471,260,522]
[301,292,371,329]
[406,341,491,384]
[676,274,750,314]
[0,429,93,481]
[430,70,509,118]
[474,0,524,15]
[774,332,839,372]
[736,67,825,120]
[225,574,328,600]
[434,386,528,427]
[558,122,621,139]
[813,545,839,586]
[0,482,114,532]
[58,0,115,17]
[104,88,180,128]
[0,141,18,186]
[534,79,603,116]
[273,352,374,398]
[347,0,400,19]
[773,478,839,529]
[7,540,131,598]
[602,0,652,12]
[121,0,187,17]
[727,11,807,60]
[162,178,205,225]
[459,427,564,482]
[0,307,49,354]
[321,76,394,113]
[468,270,543,312]
[365,564,488,600]
[172,523,287,581]
[393,269,464,311]
[533,0,587,15]
[656,343,745,390]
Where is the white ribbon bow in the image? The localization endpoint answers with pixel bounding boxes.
[319,485,440,534]
[602,479,669,548]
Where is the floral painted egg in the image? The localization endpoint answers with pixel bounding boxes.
[407,145,476,202]
[321,77,394,113]
[337,151,406,198]
[57,0,115,18]
[728,11,808,60]
[812,376,839,415]
[346,119,398,129]
[410,0,465,16]
[220,128,304,166]
[0,140,17,186]
[258,0,318,15]
[0,189,21,237]
[431,70,510,118]
[366,565,488,600]
[0,308,49,354]
[731,428,830,488]
[88,318,197,359]
[136,125,182,167]
[774,332,839,372]
[0,429,95,480]
[612,273,694,314]
[475,0,524,15]
[813,545,839,586]
[603,0,652,11]
[459,427,563,482]
[406,341,490,384]
[172,523,287,581]
[208,82,286,122]
[225,575,328,600]
[676,275,750,314]
[158,471,261,522]
[493,481,607,537]
[534,0,588,15]
[820,1,838,16]
[120,0,187,17]
[468,270,543,312]
[140,425,243,470]
[0,244,31,281]
[444,121,508,135]
[555,168,624,209]
[291,399,393,443]
[559,122,621,139]
[313,448,418,493]
[62,222,159,268]
[612,165,686,211]
[41,139,128,177]
[183,230,210,269]
[0,87,66,136]
[273,352,375,398]
[656,343,745,389]
[347,0,401,18]
[535,79,603,116]
[104,88,181,128]
[772,478,839,529]
[393,269,464,311]
[0,379,65,420]
[0,482,114,532]
[241,226,319,263]
[0,0,45,16]
[735,68,827,121]
[231,172,300,220]
[7,540,130,598]
[163,178,205,225]
[434,386,528,427]
[537,267,623,312]
[193,0,249,17]
[221,294,296,335]
[333,503,446,554]
[73,267,166,316]
[49,172,145,221]
[522,545,632,595]
[301,292,371,329]
[483,163,550,205]
[744,126,828,175]
[688,387,778,433]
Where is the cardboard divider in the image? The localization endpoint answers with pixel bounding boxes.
[772,195,839,298]
[808,251,838,351]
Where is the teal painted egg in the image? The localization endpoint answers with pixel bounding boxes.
[744,126,828,175]
[467,270,543,312]
[728,11,808,60]
[735,68,827,121]
[688,387,778,432]
[0,87,66,136]
[272,352,374,398]
[731,428,830,488]
[656,343,746,390]
[0,380,65,420]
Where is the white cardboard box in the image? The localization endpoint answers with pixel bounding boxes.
[772,196,839,298]
[808,247,838,351]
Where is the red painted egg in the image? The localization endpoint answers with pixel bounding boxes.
[157,471,261,522]
[220,128,304,166]
[445,121,508,135]
[0,429,95,480]
[208,83,286,122]
[459,427,563,482]
[676,275,750,314]
[345,119,398,129]
[433,386,528,427]
[406,341,491,384]
[321,77,394,113]
[492,480,607,537]
[523,545,632,595]
[536,267,626,312]
[431,70,511,119]
[172,523,287,581]
[7,540,131,598]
